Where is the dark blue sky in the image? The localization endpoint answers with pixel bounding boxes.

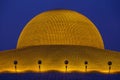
[0,0,120,51]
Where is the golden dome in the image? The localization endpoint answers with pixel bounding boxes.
[17,10,104,49]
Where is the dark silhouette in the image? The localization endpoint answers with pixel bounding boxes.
[14,60,18,72]
[84,61,88,72]
[38,60,42,72]
[64,60,69,72]
[0,71,120,80]
[108,61,112,73]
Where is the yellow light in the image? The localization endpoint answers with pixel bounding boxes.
[0,10,120,74]
[17,10,104,49]
[0,45,120,73]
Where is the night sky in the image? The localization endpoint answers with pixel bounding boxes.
[0,0,120,51]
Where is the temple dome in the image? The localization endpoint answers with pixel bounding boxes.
[17,10,104,49]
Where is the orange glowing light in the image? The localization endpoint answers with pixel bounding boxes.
[0,10,120,73]
[17,10,104,49]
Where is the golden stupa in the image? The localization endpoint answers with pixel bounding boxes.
[0,10,120,73]
[17,10,104,49]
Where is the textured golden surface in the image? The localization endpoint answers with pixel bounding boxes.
[17,10,104,49]
[2,10,118,73]
[0,46,120,73]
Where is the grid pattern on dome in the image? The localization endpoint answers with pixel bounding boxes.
[17,10,104,49]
